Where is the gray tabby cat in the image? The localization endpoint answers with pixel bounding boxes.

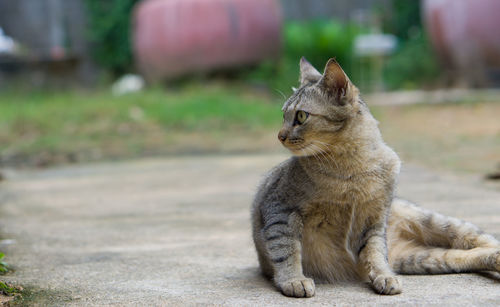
[251,57,500,297]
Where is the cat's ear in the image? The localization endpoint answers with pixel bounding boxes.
[299,57,322,86]
[318,58,349,101]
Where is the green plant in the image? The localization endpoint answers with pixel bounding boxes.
[245,20,366,94]
[381,0,422,41]
[284,20,363,74]
[0,282,17,296]
[0,253,8,274]
[383,30,440,90]
[378,0,442,89]
[0,85,283,167]
[84,0,140,75]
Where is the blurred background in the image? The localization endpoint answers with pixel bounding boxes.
[0,0,499,180]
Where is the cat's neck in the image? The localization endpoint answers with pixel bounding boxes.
[297,143,379,180]
[297,114,385,179]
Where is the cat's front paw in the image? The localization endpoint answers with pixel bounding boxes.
[371,274,402,295]
[278,277,315,298]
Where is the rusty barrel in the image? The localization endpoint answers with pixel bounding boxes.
[423,0,500,85]
[133,0,282,81]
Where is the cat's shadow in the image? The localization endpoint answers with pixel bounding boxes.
[477,271,500,282]
[242,266,500,297]
[243,266,376,295]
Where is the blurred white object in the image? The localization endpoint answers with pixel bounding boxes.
[112,74,145,96]
[0,239,16,246]
[354,34,397,56]
[0,27,16,54]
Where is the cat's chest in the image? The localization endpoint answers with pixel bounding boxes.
[311,174,387,205]
[302,201,357,236]
[300,196,381,249]
[301,200,366,266]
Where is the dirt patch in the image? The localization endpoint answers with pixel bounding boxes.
[0,282,22,306]
[373,101,500,176]
[0,295,13,306]
[9,286,72,306]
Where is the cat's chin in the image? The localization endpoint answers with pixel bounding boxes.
[286,144,318,157]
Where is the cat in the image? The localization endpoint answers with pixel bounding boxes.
[251,57,500,298]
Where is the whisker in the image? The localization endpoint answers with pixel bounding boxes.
[274,88,287,99]
[300,143,324,172]
[311,143,331,169]
[308,143,328,173]
[312,141,339,170]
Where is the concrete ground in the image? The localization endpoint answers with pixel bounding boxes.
[0,154,499,306]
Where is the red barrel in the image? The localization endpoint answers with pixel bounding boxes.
[423,0,500,85]
[133,0,282,81]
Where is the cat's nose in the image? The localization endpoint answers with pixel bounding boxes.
[278,130,288,142]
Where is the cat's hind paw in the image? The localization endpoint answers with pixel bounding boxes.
[371,274,402,295]
[278,277,315,298]
[493,250,500,272]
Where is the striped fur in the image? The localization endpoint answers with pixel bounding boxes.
[251,58,500,298]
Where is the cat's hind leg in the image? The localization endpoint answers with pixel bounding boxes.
[390,241,500,274]
[390,199,499,249]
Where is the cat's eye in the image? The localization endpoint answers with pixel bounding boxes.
[295,110,309,125]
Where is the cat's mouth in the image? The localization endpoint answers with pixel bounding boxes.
[285,143,314,156]
[285,141,331,158]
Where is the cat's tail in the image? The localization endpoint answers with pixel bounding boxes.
[389,198,499,250]
[388,198,500,274]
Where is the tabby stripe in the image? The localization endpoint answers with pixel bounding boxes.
[421,214,433,229]
[276,207,295,215]
[357,242,367,256]
[271,255,290,263]
[268,243,290,251]
[263,220,288,231]
[357,223,387,256]
[265,234,281,241]
[265,229,291,241]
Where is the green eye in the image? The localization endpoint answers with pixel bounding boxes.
[296,110,309,125]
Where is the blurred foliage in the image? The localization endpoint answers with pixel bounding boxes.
[380,0,441,90]
[0,281,17,296]
[381,0,421,41]
[0,252,8,274]
[0,85,282,166]
[244,20,366,94]
[84,0,139,75]
[383,29,440,90]
[284,20,363,74]
[81,0,441,91]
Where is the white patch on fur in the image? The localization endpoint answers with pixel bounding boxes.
[289,143,323,157]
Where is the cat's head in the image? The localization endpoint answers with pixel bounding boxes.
[278,57,366,156]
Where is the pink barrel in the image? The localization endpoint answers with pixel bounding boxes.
[423,0,500,85]
[133,0,282,81]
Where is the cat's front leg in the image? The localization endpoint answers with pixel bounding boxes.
[358,216,402,295]
[262,211,315,298]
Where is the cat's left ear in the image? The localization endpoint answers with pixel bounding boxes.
[299,57,322,86]
[318,58,349,102]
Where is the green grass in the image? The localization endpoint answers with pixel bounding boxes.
[0,253,8,274]
[0,84,283,166]
[0,282,17,296]
[1,85,498,176]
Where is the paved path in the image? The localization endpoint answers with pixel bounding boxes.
[0,155,499,306]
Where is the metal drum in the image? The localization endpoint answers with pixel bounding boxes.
[133,0,282,81]
[423,0,500,86]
